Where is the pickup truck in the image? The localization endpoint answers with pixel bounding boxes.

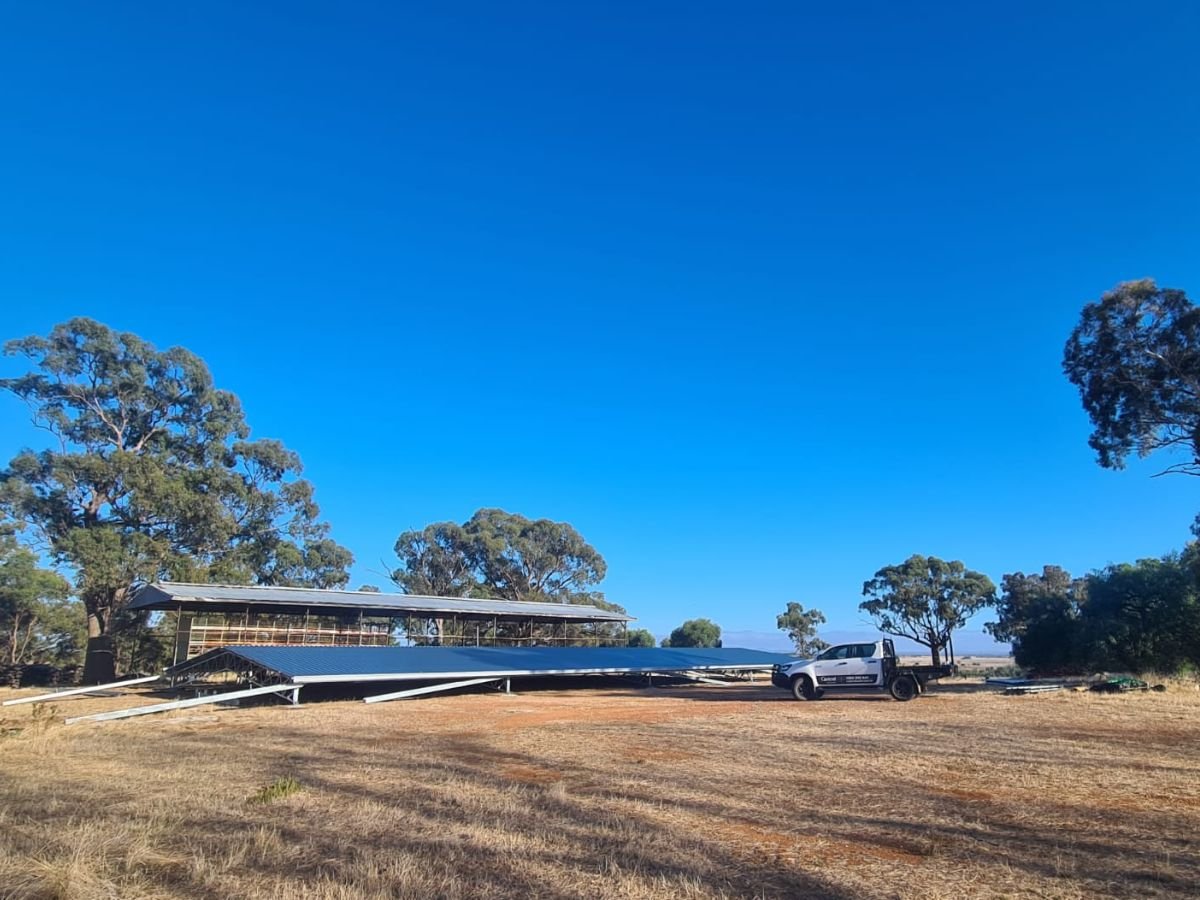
[771,639,955,701]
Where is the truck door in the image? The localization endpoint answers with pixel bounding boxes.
[837,643,880,686]
[812,644,879,687]
[811,644,851,686]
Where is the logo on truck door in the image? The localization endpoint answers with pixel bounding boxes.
[815,674,877,685]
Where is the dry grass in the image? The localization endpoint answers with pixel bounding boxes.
[1,678,1198,899]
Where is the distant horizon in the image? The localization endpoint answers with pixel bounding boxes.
[722,628,1010,657]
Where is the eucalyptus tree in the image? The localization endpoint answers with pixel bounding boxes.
[662,618,721,648]
[860,555,995,666]
[1,318,352,680]
[462,508,607,603]
[392,522,480,597]
[393,509,607,604]
[1081,556,1200,673]
[988,566,1087,672]
[776,601,828,656]
[625,628,656,648]
[1064,279,1200,480]
[392,509,615,644]
[0,533,75,665]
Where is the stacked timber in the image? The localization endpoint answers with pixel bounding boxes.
[2,665,23,689]
[0,664,83,688]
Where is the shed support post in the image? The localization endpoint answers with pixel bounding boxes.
[291,687,300,705]
[172,606,184,666]
[504,678,511,694]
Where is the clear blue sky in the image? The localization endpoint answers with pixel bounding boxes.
[2,2,1198,651]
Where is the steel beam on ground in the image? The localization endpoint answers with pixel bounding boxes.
[64,682,303,724]
[2,675,161,706]
[679,671,734,686]
[363,677,501,704]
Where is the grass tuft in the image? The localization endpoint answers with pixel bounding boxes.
[0,702,58,740]
[247,776,302,805]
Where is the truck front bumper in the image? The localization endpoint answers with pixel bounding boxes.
[770,667,792,690]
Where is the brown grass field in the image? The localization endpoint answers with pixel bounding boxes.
[1,678,1198,899]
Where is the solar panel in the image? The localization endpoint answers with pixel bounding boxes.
[171,645,793,684]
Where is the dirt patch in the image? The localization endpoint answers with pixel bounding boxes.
[721,821,924,868]
[821,838,926,866]
[621,744,698,763]
[723,819,805,859]
[499,764,565,784]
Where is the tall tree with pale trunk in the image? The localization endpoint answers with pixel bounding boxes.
[1,318,352,681]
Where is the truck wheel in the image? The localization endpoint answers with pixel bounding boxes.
[791,675,819,701]
[889,675,918,702]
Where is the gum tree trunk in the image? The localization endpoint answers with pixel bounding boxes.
[80,589,122,684]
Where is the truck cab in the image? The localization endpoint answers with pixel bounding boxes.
[771,639,955,702]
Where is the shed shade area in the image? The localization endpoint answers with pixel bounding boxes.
[131,583,632,622]
[169,645,794,685]
[132,583,633,661]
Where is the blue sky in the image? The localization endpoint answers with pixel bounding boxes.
[2,2,1198,652]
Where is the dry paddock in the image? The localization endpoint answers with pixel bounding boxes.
[1,679,1198,900]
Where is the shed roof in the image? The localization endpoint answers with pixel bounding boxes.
[169,644,792,683]
[130,582,632,622]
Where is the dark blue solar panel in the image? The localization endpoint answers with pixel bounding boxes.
[193,645,793,680]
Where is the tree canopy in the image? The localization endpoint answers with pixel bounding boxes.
[860,555,995,665]
[1081,555,1200,674]
[0,318,352,680]
[988,566,1087,672]
[625,628,656,648]
[392,522,480,597]
[463,508,607,603]
[776,601,828,656]
[393,509,607,604]
[662,618,721,648]
[990,555,1200,675]
[0,534,75,665]
[1064,279,1200,479]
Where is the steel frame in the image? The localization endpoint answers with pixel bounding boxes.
[1,675,162,706]
[64,682,304,725]
[166,648,289,688]
[363,677,502,703]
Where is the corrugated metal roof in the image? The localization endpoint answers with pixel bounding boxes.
[131,582,632,622]
[170,645,793,683]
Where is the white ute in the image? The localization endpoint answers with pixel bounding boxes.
[771,638,956,702]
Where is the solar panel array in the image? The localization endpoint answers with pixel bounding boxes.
[172,644,794,683]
